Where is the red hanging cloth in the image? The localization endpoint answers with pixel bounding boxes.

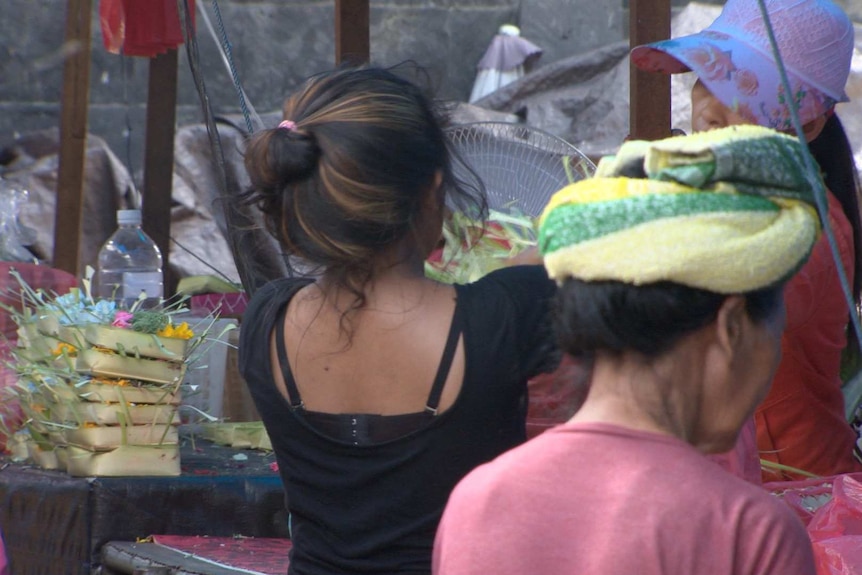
[99,0,196,57]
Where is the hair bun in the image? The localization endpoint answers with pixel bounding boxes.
[271,127,320,184]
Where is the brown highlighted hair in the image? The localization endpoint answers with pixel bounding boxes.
[241,65,485,311]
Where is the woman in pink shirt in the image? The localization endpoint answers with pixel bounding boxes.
[433,125,818,575]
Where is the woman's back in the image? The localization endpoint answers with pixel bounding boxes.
[277,279,463,415]
[240,266,556,574]
[434,125,819,575]
[237,65,560,573]
[434,422,815,575]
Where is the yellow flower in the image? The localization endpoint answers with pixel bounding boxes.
[157,322,194,340]
[52,342,77,357]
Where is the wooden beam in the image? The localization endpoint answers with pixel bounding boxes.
[629,0,672,141]
[53,0,93,275]
[335,0,370,65]
[141,49,179,298]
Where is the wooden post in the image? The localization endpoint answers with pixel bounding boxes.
[629,0,672,141]
[53,0,93,275]
[141,49,179,298]
[335,0,370,65]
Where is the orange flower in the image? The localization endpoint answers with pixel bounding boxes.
[90,377,129,387]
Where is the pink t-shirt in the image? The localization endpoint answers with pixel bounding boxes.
[433,422,815,575]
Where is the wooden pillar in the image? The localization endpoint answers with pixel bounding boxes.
[53,0,93,275]
[335,0,370,65]
[141,49,179,298]
[629,0,672,141]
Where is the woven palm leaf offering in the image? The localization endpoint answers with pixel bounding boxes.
[0,267,224,477]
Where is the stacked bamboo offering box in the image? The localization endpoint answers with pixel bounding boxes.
[2,269,222,477]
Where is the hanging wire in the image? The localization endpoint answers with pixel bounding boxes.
[170,236,237,284]
[207,0,256,135]
[197,3,264,133]
[119,53,142,209]
[120,54,135,186]
[175,0,243,277]
[175,0,287,295]
[755,0,862,419]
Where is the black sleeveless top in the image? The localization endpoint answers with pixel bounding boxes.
[239,266,558,575]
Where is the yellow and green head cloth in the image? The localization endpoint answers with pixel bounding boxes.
[538,125,820,293]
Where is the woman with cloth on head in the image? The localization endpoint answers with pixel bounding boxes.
[433,125,818,575]
[237,65,559,575]
[631,0,862,480]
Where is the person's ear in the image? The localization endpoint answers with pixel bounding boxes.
[431,169,443,191]
[421,170,444,208]
[420,170,448,240]
[801,114,828,143]
[714,295,747,357]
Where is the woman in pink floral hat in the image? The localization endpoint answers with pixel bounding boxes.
[632,0,862,481]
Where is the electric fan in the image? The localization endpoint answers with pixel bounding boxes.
[444,122,596,217]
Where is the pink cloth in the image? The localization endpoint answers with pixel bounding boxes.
[0,262,77,345]
[434,422,815,575]
[0,262,77,452]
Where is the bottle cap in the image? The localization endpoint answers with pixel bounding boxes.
[117,209,142,226]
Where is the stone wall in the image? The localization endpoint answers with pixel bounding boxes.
[1,0,689,182]
[2,0,526,182]
[1,0,857,184]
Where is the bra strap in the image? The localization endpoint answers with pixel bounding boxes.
[425,304,463,415]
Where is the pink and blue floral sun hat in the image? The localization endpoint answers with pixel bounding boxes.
[630,0,854,130]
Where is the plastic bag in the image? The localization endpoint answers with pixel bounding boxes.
[803,474,862,574]
[808,475,862,540]
[812,536,862,575]
[766,475,837,527]
[0,186,37,262]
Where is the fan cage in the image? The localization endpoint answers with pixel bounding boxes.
[445,122,595,217]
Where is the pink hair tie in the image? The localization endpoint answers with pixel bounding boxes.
[278,120,297,131]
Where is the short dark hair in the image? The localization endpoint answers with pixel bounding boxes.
[554,278,784,359]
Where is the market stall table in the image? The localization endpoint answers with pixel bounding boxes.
[0,438,287,575]
[100,535,291,575]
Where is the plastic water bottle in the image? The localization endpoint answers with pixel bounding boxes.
[96,209,164,309]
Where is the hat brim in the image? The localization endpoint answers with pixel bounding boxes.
[631,30,842,129]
